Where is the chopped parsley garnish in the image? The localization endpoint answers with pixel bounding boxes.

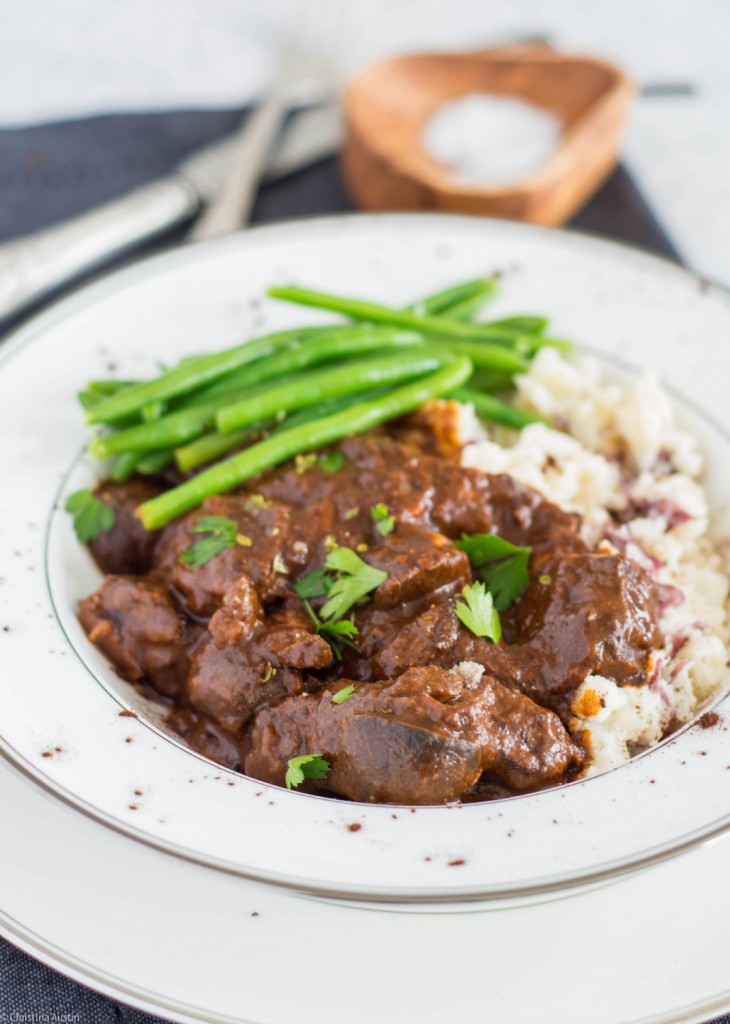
[293,546,387,657]
[244,493,271,512]
[320,450,344,473]
[455,533,532,611]
[294,569,332,600]
[295,570,358,658]
[181,515,242,568]
[65,489,116,543]
[295,453,318,475]
[370,502,395,536]
[454,582,502,641]
[320,546,388,620]
[285,754,331,790]
[319,619,359,652]
[331,684,355,705]
[295,451,344,475]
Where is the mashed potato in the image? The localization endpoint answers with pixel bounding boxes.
[460,348,730,775]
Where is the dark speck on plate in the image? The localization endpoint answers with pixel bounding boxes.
[118,709,138,719]
[698,711,721,730]
[448,858,466,867]
[347,823,362,833]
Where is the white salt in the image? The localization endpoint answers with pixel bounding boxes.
[421,92,561,187]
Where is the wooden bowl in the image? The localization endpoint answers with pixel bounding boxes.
[341,47,635,226]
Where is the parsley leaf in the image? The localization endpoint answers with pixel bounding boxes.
[320,546,388,620]
[318,619,359,657]
[295,572,359,659]
[331,684,355,705]
[455,533,531,611]
[371,502,395,536]
[454,582,502,641]
[320,450,344,473]
[294,569,332,600]
[181,515,239,568]
[285,754,331,790]
[65,489,116,543]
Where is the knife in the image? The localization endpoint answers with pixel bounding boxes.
[0,100,342,324]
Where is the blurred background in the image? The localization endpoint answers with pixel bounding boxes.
[1,0,728,300]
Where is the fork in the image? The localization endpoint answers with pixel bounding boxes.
[187,3,345,242]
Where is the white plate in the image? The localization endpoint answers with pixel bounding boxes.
[1,214,730,906]
[3,755,730,1024]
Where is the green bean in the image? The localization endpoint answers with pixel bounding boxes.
[183,326,421,408]
[503,333,572,357]
[136,449,176,475]
[450,387,545,430]
[78,391,103,412]
[216,348,447,434]
[109,451,143,482]
[435,341,527,374]
[267,285,543,346]
[90,399,224,457]
[406,277,497,317]
[275,387,390,431]
[137,355,472,529]
[86,325,353,426]
[92,347,443,457]
[87,380,137,395]
[487,316,548,334]
[141,400,167,422]
[109,446,174,480]
[176,389,391,471]
[175,427,263,472]
[469,368,516,393]
[436,282,499,322]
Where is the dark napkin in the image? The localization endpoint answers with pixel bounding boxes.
[3,109,722,1024]
[0,107,681,335]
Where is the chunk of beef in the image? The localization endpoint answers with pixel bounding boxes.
[186,639,301,735]
[367,599,473,679]
[505,552,664,703]
[368,553,662,715]
[154,495,294,616]
[245,663,584,803]
[186,600,331,735]
[482,473,584,558]
[166,707,242,770]
[366,524,471,610]
[89,478,163,574]
[78,575,192,697]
